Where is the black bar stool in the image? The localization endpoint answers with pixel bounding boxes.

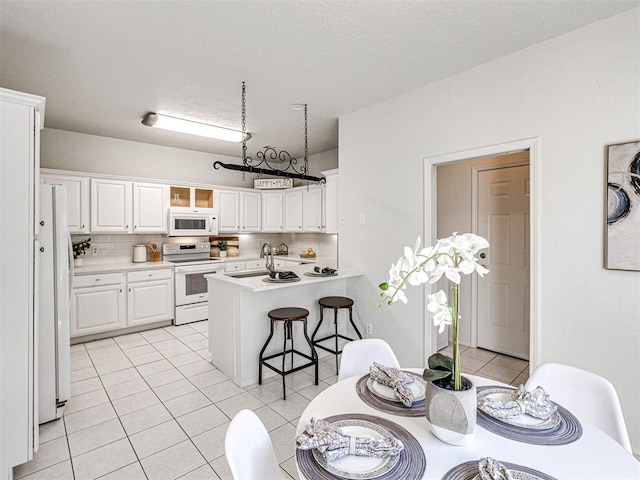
[259,307,318,400]
[311,296,362,375]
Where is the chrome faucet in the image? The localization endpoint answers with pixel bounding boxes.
[260,242,274,273]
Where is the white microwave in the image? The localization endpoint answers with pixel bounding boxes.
[168,210,219,237]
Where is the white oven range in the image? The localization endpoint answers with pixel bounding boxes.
[162,242,225,325]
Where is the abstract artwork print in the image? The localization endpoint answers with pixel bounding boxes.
[607,140,640,271]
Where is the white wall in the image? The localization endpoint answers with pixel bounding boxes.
[339,9,640,451]
[41,129,337,187]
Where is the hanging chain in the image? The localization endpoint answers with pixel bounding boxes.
[241,81,247,181]
[304,104,309,188]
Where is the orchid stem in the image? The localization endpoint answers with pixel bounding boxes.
[451,282,461,391]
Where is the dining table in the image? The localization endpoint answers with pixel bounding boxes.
[295,369,640,480]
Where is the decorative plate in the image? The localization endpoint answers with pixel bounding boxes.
[304,271,338,277]
[477,387,561,430]
[261,277,301,283]
[311,419,400,479]
[476,386,582,446]
[366,378,425,404]
[297,413,426,480]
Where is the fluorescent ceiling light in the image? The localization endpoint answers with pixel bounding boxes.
[141,113,251,143]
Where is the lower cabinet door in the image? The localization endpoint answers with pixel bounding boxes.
[127,279,173,326]
[72,284,126,337]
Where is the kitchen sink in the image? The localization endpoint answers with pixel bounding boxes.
[225,270,271,278]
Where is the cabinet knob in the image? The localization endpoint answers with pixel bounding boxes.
[40,246,45,252]
[125,225,129,229]
[40,220,45,226]
[128,288,131,292]
[82,224,85,229]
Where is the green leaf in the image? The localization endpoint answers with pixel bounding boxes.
[379,282,388,291]
[423,368,451,382]
[428,352,454,372]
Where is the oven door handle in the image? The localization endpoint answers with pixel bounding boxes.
[174,266,225,274]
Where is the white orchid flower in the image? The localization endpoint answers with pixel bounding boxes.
[427,290,452,333]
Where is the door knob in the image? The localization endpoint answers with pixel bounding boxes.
[480,252,486,259]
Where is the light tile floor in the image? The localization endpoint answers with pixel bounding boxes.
[17,322,529,479]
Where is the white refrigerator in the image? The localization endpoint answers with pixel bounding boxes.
[38,184,71,423]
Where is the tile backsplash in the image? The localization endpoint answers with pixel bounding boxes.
[72,233,337,265]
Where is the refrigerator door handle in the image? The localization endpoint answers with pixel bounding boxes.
[68,234,74,301]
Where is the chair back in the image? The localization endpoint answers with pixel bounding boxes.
[225,409,284,480]
[338,338,400,381]
[525,362,631,453]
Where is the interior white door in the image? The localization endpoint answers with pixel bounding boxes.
[477,165,530,359]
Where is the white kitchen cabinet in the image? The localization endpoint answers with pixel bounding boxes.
[322,169,338,234]
[225,260,247,272]
[91,178,133,233]
[133,182,168,233]
[219,190,262,233]
[262,191,284,232]
[219,190,240,232]
[246,259,265,270]
[41,173,90,233]
[1,88,45,473]
[71,273,127,337]
[240,191,261,232]
[127,269,173,326]
[284,188,303,232]
[302,185,324,232]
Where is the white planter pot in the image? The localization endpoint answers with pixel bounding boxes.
[425,376,476,445]
[74,257,83,267]
[219,251,227,258]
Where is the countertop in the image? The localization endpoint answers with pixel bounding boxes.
[73,261,174,275]
[209,253,332,264]
[205,263,359,292]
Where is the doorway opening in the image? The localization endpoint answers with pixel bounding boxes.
[423,138,540,385]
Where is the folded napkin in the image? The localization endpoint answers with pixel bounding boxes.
[314,266,337,275]
[369,362,415,407]
[478,457,514,480]
[477,385,557,420]
[296,417,404,463]
[269,270,299,280]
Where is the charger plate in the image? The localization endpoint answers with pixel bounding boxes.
[476,386,582,445]
[304,271,338,277]
[442,460,558,480]
[296,413,426,480]
[262,277,300,283]
[477,387,561,430]
[311,419,400,479]
[356,373,426,417]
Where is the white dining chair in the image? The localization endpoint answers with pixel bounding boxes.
[224,409,285,480]
[525,362,632,454]
[338,338,400,381]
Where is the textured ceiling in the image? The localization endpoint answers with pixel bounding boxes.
[1,0,637,158]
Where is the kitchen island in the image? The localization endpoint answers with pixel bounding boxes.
[206,263,361,387]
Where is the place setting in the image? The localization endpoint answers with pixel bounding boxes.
[475,384,582,445]
[304,266,339,277]
[295,412,426,480]
[355,363,427,417]
[442,457,558,480]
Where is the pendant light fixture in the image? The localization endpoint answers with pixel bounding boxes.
[141,113,251,143]
[213,82,325,183]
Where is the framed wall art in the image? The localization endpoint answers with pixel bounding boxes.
[606,140,640,271]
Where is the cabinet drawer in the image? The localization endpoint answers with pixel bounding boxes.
[245,260,264,270]
[127,268,173,283]
[224,261,246,272]
[74,272,124,288]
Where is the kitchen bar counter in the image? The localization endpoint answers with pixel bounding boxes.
[206,264,361,387]
[73,261,174,275]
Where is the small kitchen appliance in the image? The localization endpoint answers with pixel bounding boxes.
[168,209,219,237]
[163,242,225,325]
